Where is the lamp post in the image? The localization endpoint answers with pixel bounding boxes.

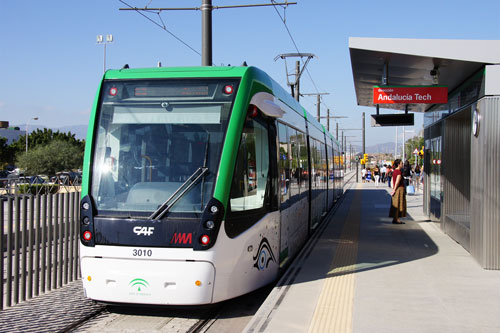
[345,136,357,170]
[402,126,415,161]
[26,117,39,154]
[97,34,113,73]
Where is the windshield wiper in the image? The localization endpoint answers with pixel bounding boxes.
[150,132,210,220]
[149,166,209,220]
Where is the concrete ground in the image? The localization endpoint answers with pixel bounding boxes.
[245,181,500,332]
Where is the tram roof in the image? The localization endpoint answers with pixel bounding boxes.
[349,37,500,112]
[103,66,251,80]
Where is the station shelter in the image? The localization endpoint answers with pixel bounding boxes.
[349,38,500,269]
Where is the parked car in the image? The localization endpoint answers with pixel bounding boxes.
[29,175,47,185]
[52,171,82,186]
[0,170,10,187]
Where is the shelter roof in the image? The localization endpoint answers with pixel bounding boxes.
[349,38,500,112]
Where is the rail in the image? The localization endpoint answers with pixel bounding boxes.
[1,191,81,310]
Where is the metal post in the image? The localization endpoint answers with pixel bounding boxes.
[362,112,366,155]
[201,0,213,66]
[356,161,359,183]
[295,61,300,102]
[349,144,352,169]
[336,123,338,141]
[27,196,34,300]
[403,125,406,161]
[0,200,3,310]
[341,132,344,171]
[25,117,39,155]
[343,133,347,173]
[7,198,13,307]
[103,43,106,73]
[316,94,321,122]
[327,109,330,132]
[395,127,398,159]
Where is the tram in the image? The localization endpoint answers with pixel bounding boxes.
[79,66,345,305]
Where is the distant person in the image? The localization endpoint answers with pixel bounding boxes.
[403,160,411,186]
[374,165,380,186]
[415,165,421,190]
[361,167,367,183]
[389,159,406,224]
[381,164,387,183]
[366,168,372,182]
[387,165,393,188]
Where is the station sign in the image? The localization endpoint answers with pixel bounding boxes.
[371,113,414,126]
[373,86,448,104]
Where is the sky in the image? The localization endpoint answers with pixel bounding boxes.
[1,0,500,146]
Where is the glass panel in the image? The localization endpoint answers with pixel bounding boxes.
[430,137,442,201]
[289,129,300,203]
[311,140,318,192]
[298,131,309,196]
[230,119,269,211]
[424,69,484,128]
[91,79,237,216]
[278,123,290,208]
[320,142,327,191]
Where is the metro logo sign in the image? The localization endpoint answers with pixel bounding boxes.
[170,233,193,245]
[373,86,448,104]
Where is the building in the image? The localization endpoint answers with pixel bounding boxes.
[0,127,23,144]
[349,38,500,269]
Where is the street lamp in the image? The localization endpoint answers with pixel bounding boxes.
[26,117,39,154]
[97,34,113,73]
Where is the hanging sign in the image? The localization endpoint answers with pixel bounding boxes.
[373,86,448,104]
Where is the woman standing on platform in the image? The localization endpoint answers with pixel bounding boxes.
[389,159,406,224]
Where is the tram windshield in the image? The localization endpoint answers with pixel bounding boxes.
[90,78,238,217]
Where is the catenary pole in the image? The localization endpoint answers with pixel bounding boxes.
[120,2,296,67]
[295,61,300,102]
[362,112,366,155]
[201,0,212,66]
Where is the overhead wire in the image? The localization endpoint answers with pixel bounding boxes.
[270,1,335,117]
[118,0,202,57]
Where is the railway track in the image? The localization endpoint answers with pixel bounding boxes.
[63,284,273,333]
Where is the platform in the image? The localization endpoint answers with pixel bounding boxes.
[244,181,500,332]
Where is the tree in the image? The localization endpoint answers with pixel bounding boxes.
[16,140,84,175]
[0,136,15,169]
[10,128,85,157]
[404,135,424,166]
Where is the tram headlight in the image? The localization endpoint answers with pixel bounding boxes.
[82,202,90,211]
[205,220,215,229]
[82,217,90,225]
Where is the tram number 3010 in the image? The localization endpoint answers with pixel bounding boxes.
[132,249,153,257]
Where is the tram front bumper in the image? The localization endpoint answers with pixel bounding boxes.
[81,257,215,305]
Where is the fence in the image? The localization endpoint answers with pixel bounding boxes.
[0,191,81,310]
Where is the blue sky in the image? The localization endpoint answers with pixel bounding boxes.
[1,0,499,145]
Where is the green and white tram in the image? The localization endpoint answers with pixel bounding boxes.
[79,66,345,305]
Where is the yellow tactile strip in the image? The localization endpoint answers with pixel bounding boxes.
[308,185,362,333]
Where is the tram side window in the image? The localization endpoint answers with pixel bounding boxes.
[320,141,327,190]
[298,131,309,198]
[310,139,318,194]
[329,141,335,186]
[289,128,300,204]
[278,123,290,209]
[229,118,270,212]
